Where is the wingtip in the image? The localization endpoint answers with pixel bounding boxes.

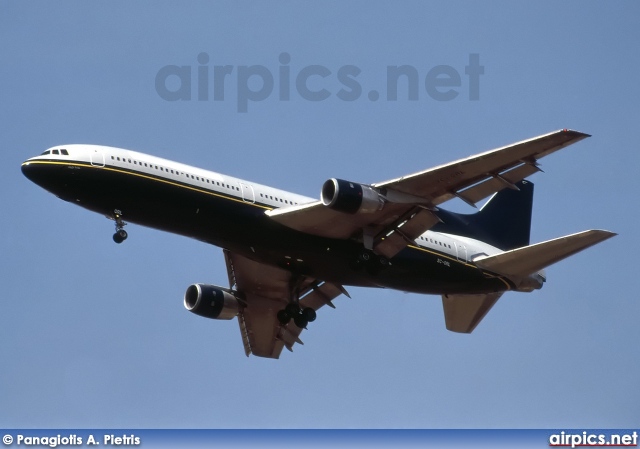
[593,229,617,239]
[561,128,592,138]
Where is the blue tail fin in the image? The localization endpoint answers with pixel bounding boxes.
[432,180,534,250]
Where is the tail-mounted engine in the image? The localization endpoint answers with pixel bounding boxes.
[184,283,240,320]
[321,178,384,214]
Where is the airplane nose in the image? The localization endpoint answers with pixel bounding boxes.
[21,157,79,202]
[21,158,55,191]
[21,160,35,181]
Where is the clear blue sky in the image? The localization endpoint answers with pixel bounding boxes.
[1,1,638,428]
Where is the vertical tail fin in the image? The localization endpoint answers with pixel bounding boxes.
[432,180,534,250]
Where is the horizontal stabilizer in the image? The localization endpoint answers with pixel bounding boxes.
[442,292,503,333]
[474,230,616,278]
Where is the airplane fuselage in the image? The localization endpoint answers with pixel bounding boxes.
[22,144,513,296]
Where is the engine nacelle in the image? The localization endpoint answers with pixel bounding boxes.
[321,178,384,214]
[184,283,239,320]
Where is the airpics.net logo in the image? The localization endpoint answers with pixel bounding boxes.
[155,52,484,112]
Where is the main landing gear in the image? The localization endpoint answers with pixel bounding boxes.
[277,303,317,329]
[277,275,317,329]
[112,210,128,244]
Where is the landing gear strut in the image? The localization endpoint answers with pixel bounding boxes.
[112,210,128,244]
[277,275,317,329]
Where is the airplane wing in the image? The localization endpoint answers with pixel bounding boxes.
[223,250,346,358]
[267,129,590,258]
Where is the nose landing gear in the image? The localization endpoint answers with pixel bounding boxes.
[112,210,128,244]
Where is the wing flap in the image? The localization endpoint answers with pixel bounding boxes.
[237,311,252,357]
[374,208,442,258]
[375,129,589,205]
[276,326,303,352]
[456,162,541,206]
[299,281,345,310]
[442,292,503,333]
[474,229,617,278]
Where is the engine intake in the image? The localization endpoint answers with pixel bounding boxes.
[321,178,384,214]
[184,283,239,320]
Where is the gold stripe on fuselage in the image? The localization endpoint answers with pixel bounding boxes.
[23,159,273,210]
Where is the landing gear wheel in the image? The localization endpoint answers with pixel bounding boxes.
[302,307,317,323]
[293,314,308,329]
[277,310,291,325]
[113,229,128,244]
[285,303,300,316]
[277,273,315,329]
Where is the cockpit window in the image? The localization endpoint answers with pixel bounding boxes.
[40,149,68,156]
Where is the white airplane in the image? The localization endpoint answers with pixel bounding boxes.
[22,129,615,358]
